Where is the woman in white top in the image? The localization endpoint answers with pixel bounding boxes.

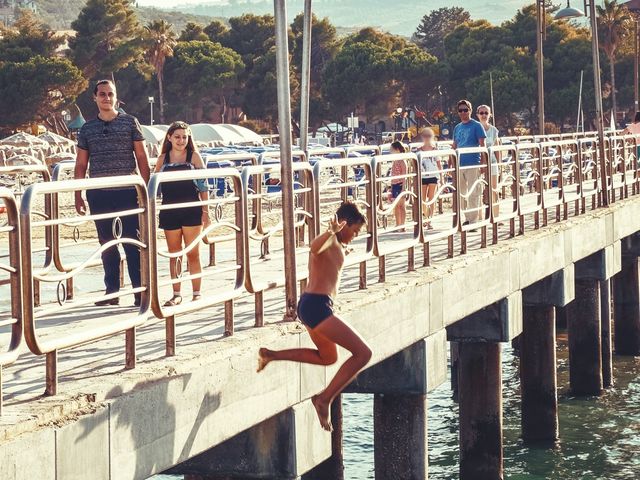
[477,105,500,217]
[417,127,442,229]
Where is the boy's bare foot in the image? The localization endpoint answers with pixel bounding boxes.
[312,394,333,432]
[257,348,273,372]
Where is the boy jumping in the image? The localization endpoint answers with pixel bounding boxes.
[258,201,373,431]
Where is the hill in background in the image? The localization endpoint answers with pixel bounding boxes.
[34,0,530,35]
[35,0,218,32]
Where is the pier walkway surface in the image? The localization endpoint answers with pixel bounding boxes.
[1,133,640,479]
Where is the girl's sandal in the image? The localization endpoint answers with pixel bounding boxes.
[163,294,182,307]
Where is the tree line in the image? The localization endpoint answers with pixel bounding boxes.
[0,0,636,134]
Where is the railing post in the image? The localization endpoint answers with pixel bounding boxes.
[274,0,298,321]
[299,0,312,154]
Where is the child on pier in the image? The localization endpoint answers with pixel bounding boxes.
[257,201,372,431]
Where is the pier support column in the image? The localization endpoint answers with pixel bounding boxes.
[458,342,502,480]
[446,293,522,480]
[520,267,573,444]
[613,237,640,355]
[600,279,613,388]
[346,333,447,480]
[373,393,428,480]
[569,246,620,396]
[569,278,603,395]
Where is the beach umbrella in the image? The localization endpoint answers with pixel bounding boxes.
[39,131,75,146]
[4,154,43,166]
[0,132,49,148]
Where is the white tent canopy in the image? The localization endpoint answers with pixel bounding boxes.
[140,125,167,145]
[141,123,263,146]
[219,124,264,144]
[189,123,263,146]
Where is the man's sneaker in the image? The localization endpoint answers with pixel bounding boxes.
[95,295,119,306]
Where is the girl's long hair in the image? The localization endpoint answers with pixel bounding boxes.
[390,140,407,153]
[160,121,196,156]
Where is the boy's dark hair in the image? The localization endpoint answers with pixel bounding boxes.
[94,79,116,95]
[457,99,472,110]
[336,201,367,226]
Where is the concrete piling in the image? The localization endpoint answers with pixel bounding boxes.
[458,342,503,480]
[521,304,558,443]
[568,279,603,396]
[600,280,613,388]
[613,256,640,355]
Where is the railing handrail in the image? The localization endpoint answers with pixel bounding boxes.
[0,188,22,414]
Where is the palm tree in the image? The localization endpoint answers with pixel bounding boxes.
[144,20,177,124]
[597,0,631,122]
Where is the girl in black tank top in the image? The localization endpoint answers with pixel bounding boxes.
[152,122,210,307]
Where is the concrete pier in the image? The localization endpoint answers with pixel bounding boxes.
[613,254,640,355]
[458,342,503,480]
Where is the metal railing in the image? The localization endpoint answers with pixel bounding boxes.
[242,161,316,325]
[313,156,375,289]
[0,188,21,414]
[19,176,151,396]
[148,167,246,352]
[5,130,640,407]
[372,153,421,281]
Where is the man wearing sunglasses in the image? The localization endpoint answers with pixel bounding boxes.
[74,79,150,306]
[452,99,486,225]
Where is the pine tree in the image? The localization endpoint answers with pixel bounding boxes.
[69,0,144,80]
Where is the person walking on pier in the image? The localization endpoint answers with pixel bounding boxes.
[417,127,442,229]
[452,99,486,225]
[476,105,500,218]
[74,79,150,306]
[153,121,210,306]
[257,201,372,431]
[389,141,407,231]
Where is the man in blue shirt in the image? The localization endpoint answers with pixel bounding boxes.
[453,99,486,225]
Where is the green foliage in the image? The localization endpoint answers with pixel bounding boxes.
[178,22,209,42]
[69,0,144,79]
[164,40,243,118]
[0,10,63,62]
[204,20,229,44]
[0,56,86,127]
[414,7,471,59]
